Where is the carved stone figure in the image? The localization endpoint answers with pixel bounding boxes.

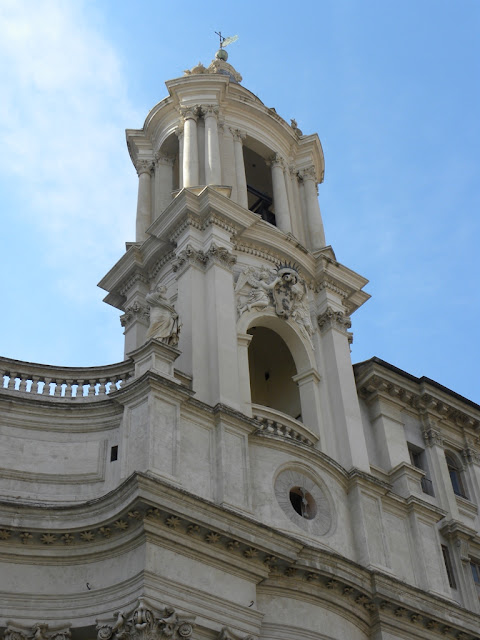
[146,286,180,346]
[235,265,315,343]
[235,266,279,315]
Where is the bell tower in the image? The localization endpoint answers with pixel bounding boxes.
[99,48,371,472]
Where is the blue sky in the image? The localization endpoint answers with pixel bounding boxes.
[0,1,479,403]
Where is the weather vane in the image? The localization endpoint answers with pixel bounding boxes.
[214,31,238,50]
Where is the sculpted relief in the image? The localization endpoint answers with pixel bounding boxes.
[235,265,315,342]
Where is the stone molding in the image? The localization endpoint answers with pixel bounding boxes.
[317,307,352,337]
[149,251,176,280]
[205,244,237,270]
[97,599,194,640]
[169,213,238,245]
[120,302,150,328]
[119,271,149,298]
[135,160,154,177]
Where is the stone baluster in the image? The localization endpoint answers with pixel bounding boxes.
[88,379,96,396]
[98,378,107,396]
[18,374,28,392]
[270,153,292,233]
[77,379,86,397]
[43,378,52,396]
[65,379,75,398]
[232,129,248,209]
[181,106,199,187]
[31,375,40,394]
[299,166,326,249]
[135,159,154,242]
[201,105,222,185]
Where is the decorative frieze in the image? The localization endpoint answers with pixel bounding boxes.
[205,244,237,270]
[317,307,351,337]
[97,599,194,640]
[461,446,480,465]
[120,302,150,329]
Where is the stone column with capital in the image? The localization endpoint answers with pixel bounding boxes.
[299,166,326,250]
[232,129,248,209]
[153,152,174,219]
[270,153,292,233]
[181,106,199,187]
[135,159,154,242]
[201,105,222,185]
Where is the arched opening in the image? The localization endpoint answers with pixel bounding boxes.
[445,453,467,499]
[243,146,276,226]
[247,326,301,420]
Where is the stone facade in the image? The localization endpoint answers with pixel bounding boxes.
[1,52,479,640]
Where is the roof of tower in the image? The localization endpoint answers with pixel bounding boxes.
[183,54,242,84]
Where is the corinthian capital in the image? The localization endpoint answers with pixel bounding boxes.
[180,105,199,122]
[269,152,285,169]
[299,166,317,182]
[154,151,175,167]
[135,159,154,176]
[200,104,219,118]
[230,128,246,142]
[317,307,351,335]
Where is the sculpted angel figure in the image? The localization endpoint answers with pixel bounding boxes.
[146,285,180,346]
[235,267,279,315]
[290,279,315,341]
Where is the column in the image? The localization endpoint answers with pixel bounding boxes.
[270,153,292,233]
[221,125,237,201]
[153,153,174,219]
[175,125,184,188]
[232,129,248,209]
[181,106,199,187]
[135,160,153,242]
[202,105,221,185]
[300,166,326,249]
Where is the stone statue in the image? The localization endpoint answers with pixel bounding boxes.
[235,267,280,315]
[146,285,180,346]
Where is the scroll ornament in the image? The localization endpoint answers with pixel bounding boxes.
[97,599,194,640]
[235,265,314,342]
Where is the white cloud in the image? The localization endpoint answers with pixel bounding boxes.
[0,0,141,304]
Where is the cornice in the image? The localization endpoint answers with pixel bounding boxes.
[354,360,480,436]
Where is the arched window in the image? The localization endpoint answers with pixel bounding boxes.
[445,453,467,499]
[248,326,301,420]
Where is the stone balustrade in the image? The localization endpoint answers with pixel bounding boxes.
[252,403,318,447]
[0,356,134,400]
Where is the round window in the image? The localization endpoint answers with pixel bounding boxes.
[274,469,333,535]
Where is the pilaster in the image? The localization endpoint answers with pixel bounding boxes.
[135,160,154,242]
[154,153,174,220]
[232,129,248,209]
[317,306,370,471]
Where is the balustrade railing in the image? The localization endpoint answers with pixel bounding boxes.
[0,356,134,400]
[252,404,318,447]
